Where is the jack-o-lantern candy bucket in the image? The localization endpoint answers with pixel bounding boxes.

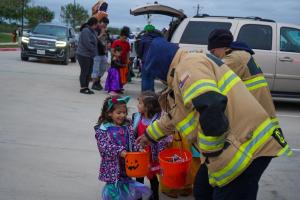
[125,151,150,178]
[159,148,192,189]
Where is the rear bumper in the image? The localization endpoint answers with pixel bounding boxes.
[21,43,67,61]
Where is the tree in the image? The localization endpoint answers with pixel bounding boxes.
[0,0,30,22]
[24,6,54,27]
[108,27,120,35]
[60,3,89,29]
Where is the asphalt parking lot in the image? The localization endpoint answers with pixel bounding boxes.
[0,51,299,200]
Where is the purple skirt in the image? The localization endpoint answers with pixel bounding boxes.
[105,67,121,92]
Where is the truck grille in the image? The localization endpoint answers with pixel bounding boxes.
[29,39,56,49]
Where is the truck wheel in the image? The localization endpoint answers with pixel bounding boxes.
[21,55,29,61]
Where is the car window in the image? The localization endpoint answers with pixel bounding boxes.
[280,27,300,53]
[237,24,272,50]
[33,25,68,38]
[180,21,232,45]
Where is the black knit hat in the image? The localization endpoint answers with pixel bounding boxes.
[208,29,233,50]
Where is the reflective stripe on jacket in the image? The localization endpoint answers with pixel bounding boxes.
[222,50,277,118]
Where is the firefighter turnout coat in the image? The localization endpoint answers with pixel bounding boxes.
[223,50,277,119]
[145,50,292,187]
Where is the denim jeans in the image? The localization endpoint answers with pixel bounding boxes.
[92,55,108,79]
[141,66,155,91]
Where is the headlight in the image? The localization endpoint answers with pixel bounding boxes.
[21,37,29,43]
[55,41,67,47]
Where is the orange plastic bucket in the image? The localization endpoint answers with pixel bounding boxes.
[125,151,150,178]
[159,148,192,189]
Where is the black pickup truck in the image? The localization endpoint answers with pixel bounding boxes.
[20,23,77,65]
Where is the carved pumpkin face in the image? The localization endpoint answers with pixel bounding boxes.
[126,159,140,171]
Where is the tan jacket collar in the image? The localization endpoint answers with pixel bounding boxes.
[167,50,188,87]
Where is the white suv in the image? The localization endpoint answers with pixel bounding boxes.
[131,4,300,97]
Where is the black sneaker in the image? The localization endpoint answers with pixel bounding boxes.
[80,88,94,94]
[92,83,103,91]
[88,89,95,94]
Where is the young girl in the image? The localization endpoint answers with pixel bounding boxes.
[132,91,173,200]
[105,45,125,95]
[111,26,131,89]
[95,96,151,200]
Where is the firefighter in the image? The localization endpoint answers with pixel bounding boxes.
[137,37,292,200]
[207,29,277,119]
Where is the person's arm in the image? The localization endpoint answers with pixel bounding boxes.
[157,135,173,152]
[177,58,229,155]
[128,125,141,152]
[98,28,107,39]
[96,129,126,158]
[144,111,177,144]
[111,57,125,68]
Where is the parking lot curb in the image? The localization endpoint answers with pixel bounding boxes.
[0,48,20,52]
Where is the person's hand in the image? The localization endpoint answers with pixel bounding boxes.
[120,150,127,158]
[136,134,150,148]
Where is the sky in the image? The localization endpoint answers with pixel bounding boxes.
[31,0,300,31]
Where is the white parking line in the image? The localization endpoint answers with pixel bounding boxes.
[277,114,300,118]
[292,149,300,152]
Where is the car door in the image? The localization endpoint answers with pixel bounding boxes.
[274,25,300,93]
[235,21,277,90]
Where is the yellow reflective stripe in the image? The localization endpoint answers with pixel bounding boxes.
[244,76,268,91]
[212,118,272,177]
[271,118,280,128]
[175,112,197,137]
[277,144,293,157]
[198,132,225,151]
[147,121,164,140]
[218,70,241,95]
[272,117,292,157]
[271,118,292,157]
[183,79,220,105]
[208,175,217,186]
[198,133,225,142]
[209,118,275,186]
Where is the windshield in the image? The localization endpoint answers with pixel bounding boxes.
[33,25,68,37]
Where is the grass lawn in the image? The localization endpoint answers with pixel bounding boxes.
[0,44,19,48]
[0,32,15,43]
